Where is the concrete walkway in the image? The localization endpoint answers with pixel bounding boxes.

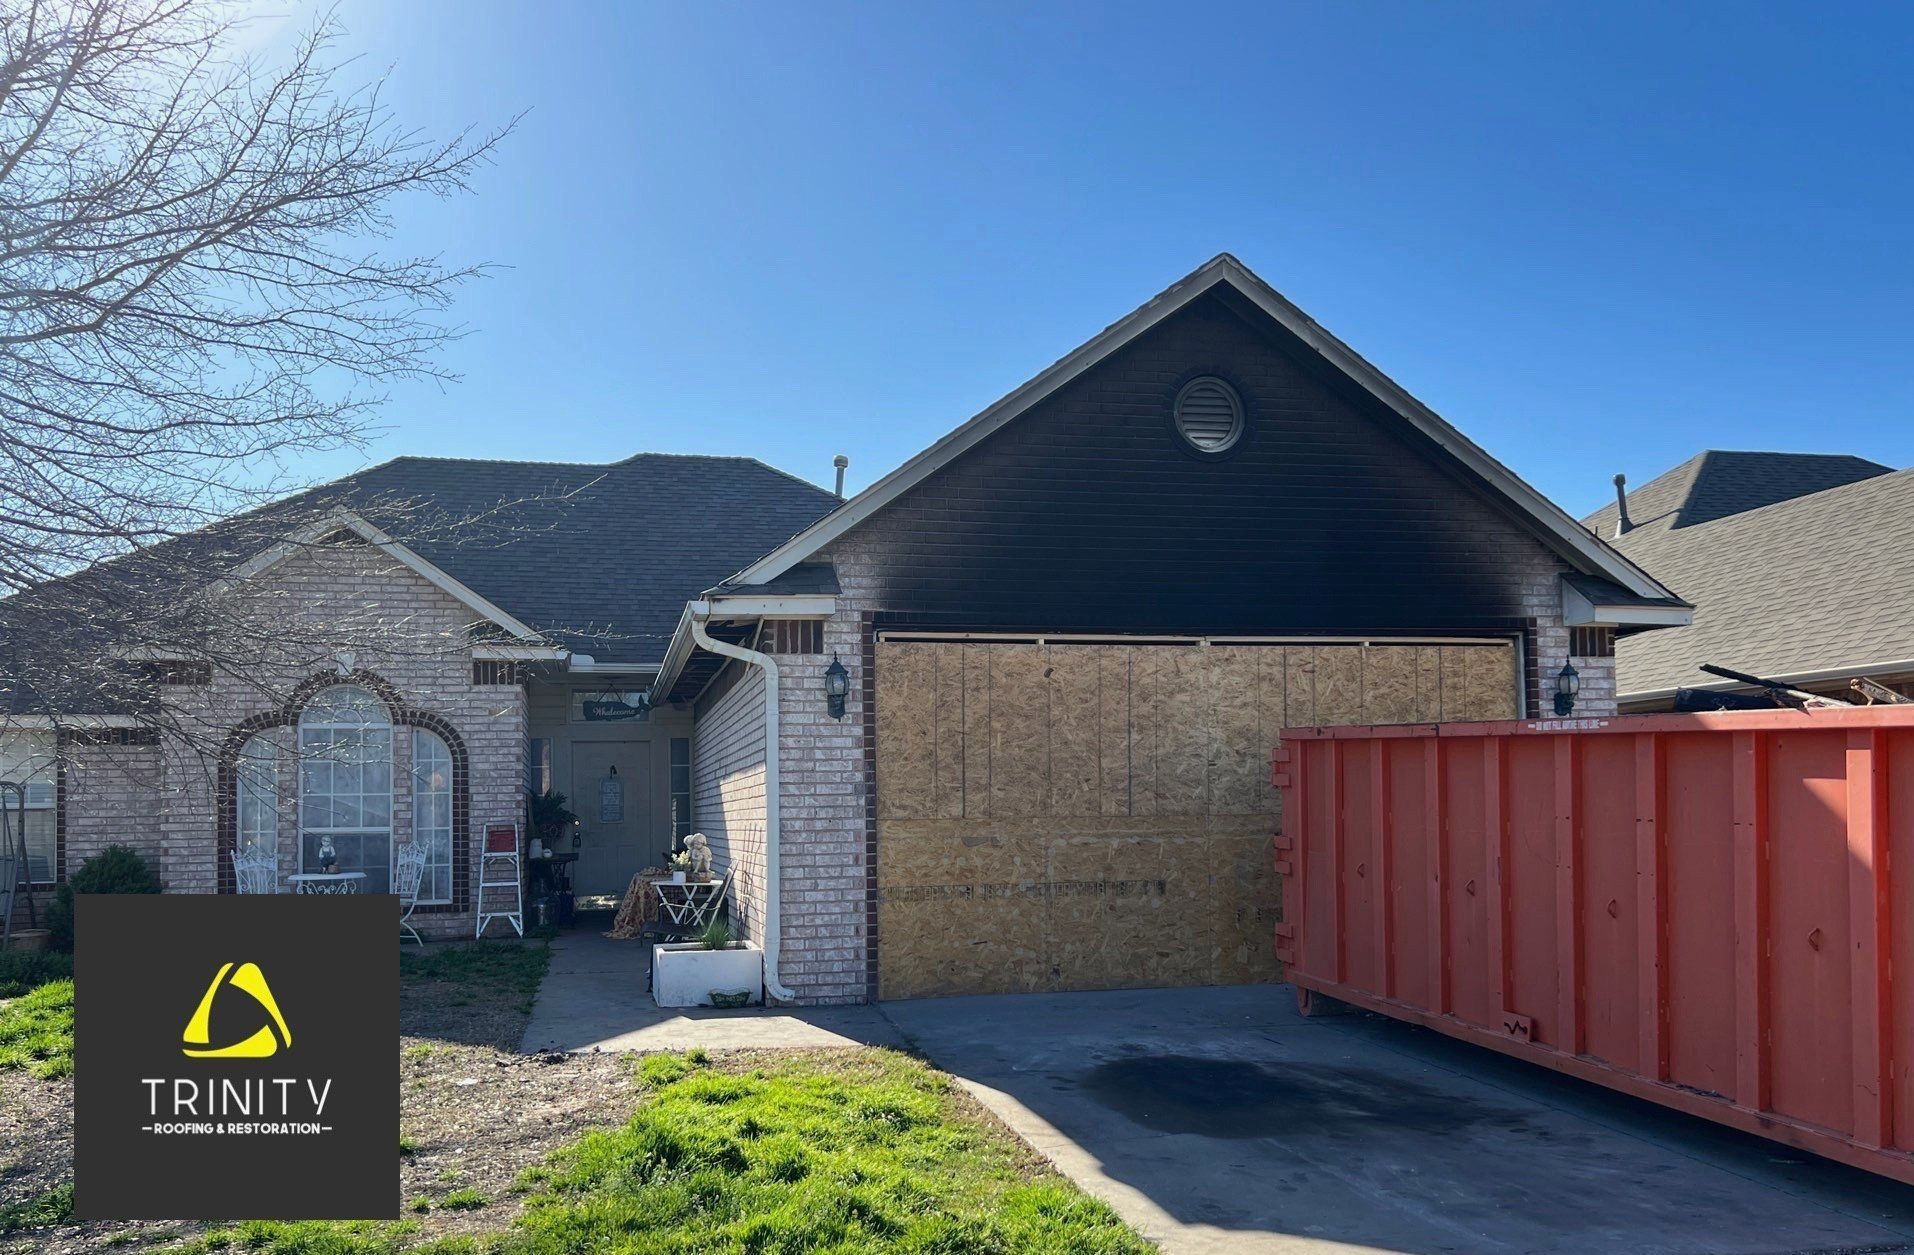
[519,928,904,1053]
[522,934,1914,1254]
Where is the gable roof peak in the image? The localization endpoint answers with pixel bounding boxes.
[725,253,1683,608]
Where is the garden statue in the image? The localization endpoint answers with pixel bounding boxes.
[684,832,714,880]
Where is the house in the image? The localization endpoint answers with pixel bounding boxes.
[0,255,1688,1003]
[1587,450,1910,711]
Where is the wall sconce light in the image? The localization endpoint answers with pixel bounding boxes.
[1554,661,1580,716]
[824,654,849,720]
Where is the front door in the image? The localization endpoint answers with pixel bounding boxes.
[570,740,656,899]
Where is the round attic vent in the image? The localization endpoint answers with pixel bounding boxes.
[1173,377,1244,453]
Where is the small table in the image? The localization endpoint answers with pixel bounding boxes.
[648,877,725,928]
[288,872,367,895]
[529,851,578,897]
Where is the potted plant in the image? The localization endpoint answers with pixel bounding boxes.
[666,850,691,884]
[652,916,763,1008]
[527,789,577,848]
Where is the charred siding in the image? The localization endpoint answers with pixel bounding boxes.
[841,292,1568,636]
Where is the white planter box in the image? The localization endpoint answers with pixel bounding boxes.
[652,941,763,1008]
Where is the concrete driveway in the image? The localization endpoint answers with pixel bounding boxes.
[881,986,1914,1255]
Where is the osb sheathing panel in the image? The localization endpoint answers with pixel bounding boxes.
[875,640,1517,998]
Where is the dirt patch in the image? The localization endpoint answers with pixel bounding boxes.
[1,1041,634,1254]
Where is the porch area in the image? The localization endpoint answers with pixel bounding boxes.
[517,921,894,1053]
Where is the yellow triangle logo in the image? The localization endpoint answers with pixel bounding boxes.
[182,962,292,1059]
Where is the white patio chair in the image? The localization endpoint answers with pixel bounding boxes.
[232,844,278,895]
[395,841,428,948]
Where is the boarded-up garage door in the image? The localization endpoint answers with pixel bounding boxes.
[874,640,1518,999]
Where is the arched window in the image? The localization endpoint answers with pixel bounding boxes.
[236,735,277,856]
[298,685,393,892]
[410,728,453,905]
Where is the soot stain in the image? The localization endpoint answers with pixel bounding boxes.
[1081,1054,1527,1139]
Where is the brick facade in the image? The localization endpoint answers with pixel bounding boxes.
[45,540,526,939]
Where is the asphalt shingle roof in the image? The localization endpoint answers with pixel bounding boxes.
[328,454,839,665]
[1586,450,1891,538]
[1592,453,1913,697]
[5,453,841,671]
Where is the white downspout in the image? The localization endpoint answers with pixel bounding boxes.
[688,611,798,1003]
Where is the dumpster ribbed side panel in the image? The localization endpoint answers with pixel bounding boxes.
[1275,708,1914,1185]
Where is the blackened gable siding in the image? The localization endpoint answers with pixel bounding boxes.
[831,293,1569,636]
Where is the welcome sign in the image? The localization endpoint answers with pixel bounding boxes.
[73,894,398,1220]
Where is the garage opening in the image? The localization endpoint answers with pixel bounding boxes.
[873,636,1520,999]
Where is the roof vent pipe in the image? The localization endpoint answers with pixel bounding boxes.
[1612,473,1633,536]
[832,454,849,499]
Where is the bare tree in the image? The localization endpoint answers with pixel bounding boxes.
[0,1,589,787]
[0,0,511,591]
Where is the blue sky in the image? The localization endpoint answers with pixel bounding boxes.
[268,2,1914,517]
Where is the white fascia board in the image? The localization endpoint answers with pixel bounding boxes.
[648,603,701,698]
[1561,581,1694,629]
[704,594,836,618]
[732,255,1679,605]
[564,658,659,676]
[472,643,570,661]
[213,509,544,642]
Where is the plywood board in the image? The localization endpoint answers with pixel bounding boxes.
[961,645,992,819]
[1047,645,1103,818]
[1315,648,1364,726]
[1209,648,1265,816]
[986,645,1049,817]
[1096,647,1133,818]
[1362,646,1418,725]
[930,645,966,820]
[875,638,1518,998]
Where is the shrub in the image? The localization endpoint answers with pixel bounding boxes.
[46,844,162,952]
[0,947,71,997]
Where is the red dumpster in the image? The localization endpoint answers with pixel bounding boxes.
[1274,707,1914,1184]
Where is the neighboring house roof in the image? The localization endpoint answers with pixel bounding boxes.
[1586,450,1892,538]
[6,453,839,670]
[726,253,1687,611]
[1597,455,1914,700]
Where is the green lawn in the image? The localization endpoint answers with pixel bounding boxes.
[0,978,73,1078]
[399,936,550,1008]
[0,936,552,1084]
[182,1050,1152,1254]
